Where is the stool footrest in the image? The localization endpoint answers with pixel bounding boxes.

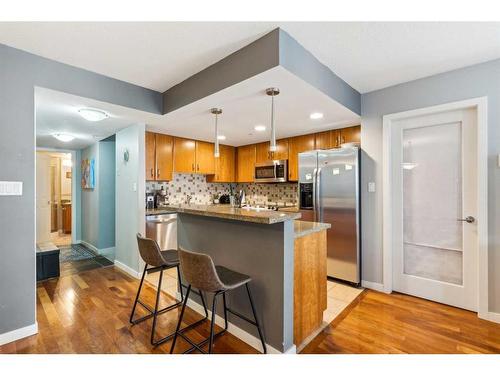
[152,315,209,347]
[178,327,227,354]
[131,299,182,325]
[226,307,259,326]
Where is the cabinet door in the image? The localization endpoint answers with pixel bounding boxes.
[173,137,196,173]
[208,144,235,182]
[274,138,289,160]
[288,134,315,181]
[255,142,272,164]
[145,131,156,180]
[340,125,361,145]
[155,133,173,181]
[195,141,215,174]
[236,144,256,182]
[315,130,341,149]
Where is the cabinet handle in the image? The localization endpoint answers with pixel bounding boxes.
[192,163,195,171]
[341,136,345,144]
[197,164,199,171]
[150,168,154,177]
[157,168,160,177]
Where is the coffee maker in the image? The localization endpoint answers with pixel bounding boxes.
[155,186,168,208]
[146,192,155,209]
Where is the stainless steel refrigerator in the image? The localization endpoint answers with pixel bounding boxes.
[298,146,361,285]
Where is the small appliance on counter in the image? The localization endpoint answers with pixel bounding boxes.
[155,186,169,208]
[146,192,155,209]
[219,194,231,204]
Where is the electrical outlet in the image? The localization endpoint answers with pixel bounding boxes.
[368,182,376,193]
[0,181,23,196]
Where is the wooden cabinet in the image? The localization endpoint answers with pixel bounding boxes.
[288,134,315,181]
[207,144,235,183]
[173,137,215,175]
[339,125,361,145]
[195,141,215,174]
[145,131,173,181]
[256,139,289,164]
[145,131,156,180]
[236,144,256,182]
[155,134,173,181]
[173,137,197,173]
[315,129,340,149]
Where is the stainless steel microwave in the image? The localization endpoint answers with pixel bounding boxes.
[254,160,288,183]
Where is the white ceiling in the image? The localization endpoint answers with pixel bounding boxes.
[35,67,360,149]
[1,22,499,93]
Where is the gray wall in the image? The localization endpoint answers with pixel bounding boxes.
[360,58,500,312]
[115,124,146,273]
[0,43,160,336]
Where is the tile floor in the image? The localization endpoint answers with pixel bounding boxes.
[145,269,364,324]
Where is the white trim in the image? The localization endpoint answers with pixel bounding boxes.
[479,312,500,324]
[382,97,490,319]
[80,240,99,255]
[0,323,38,346]
[176,292,295,354]
[114,260,141,279]
[361,280,386,293]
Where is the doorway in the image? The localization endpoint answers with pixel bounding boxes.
[383,98,488,315]
[36,151,73,248]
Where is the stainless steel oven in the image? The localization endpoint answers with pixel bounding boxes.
[254,160,287,183]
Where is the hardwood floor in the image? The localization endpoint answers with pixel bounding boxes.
[0,266,256,354]
[2,266,499,354]
[302,290,500,354]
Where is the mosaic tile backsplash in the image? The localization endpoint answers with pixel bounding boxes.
[146,173,298,206]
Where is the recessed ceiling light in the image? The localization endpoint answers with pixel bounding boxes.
[78,108,109,122]
[254,125,266,132]
[53,134,74,142]
[310,112,324,120]
[217,135,226,140]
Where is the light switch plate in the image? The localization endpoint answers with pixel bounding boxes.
[0,181,23,196]
[368,182,376,193]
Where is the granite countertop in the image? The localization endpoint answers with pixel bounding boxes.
[294,220,331,239]
[146,204,301,224]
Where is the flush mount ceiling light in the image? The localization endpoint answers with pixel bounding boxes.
[310,112,324,120]
[78,108,109,122]
[254,124,266,132]
[217,135,226,140]
[210,108,223,158]
[266,87,280,152]
[53,133,74,142]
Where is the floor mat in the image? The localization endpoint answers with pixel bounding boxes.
[59,243,96,263]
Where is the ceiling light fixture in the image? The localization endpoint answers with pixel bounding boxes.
[310,112,324,120]
[211,108,222,158]
[53,133,74,142]
[266,87,280,152]
[254,125,266,132]
[217,135,226,140]
[78,108,109,122]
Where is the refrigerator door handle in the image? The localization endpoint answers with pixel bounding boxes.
[312,168,318,221]
[317,167,322,222]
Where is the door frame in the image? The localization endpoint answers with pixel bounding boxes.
[382,97,489,320]
[36,147,78,245]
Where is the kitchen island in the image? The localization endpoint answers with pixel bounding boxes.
[146,204,329,353]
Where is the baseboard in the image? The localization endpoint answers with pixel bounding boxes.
[80,240,99,255]
[0,322,38,346]
[361,280,386,292]
[176,292,294,354]
[479,311,500,324]
[99,246,115,259]
[114,260,141,279]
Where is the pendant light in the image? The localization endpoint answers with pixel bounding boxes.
[266,88,280,152]
[211,108,222,158]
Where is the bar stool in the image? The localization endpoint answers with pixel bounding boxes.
[129,234,209,347]
[170,247,266,354]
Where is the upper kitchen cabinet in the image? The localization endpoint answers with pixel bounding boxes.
[288,134,315,181]
[155,133,174,181]
[195,140,215,174]
[207,144,235,183]
[145,131,173,181]
[315,129,340,150]
[236,144,256,182]
[256,139,289,164]
[173,137,197,173]
[339,125,361,145]
[145,131,156,180]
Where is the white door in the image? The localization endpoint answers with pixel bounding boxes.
[391,108,478,311]
[36,153,52,244]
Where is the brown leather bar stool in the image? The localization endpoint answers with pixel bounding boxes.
[170,247,266,354]
[129,233,208,347]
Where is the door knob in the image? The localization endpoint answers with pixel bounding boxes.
[458,216,475,223]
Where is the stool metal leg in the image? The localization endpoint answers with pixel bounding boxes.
[176,265,184,302]
[150,268,164,345]
[222,292,229,330]
[129,264,147,324]
[208,292,220,354]
[245,283,267,354]
[170,284,191,354]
